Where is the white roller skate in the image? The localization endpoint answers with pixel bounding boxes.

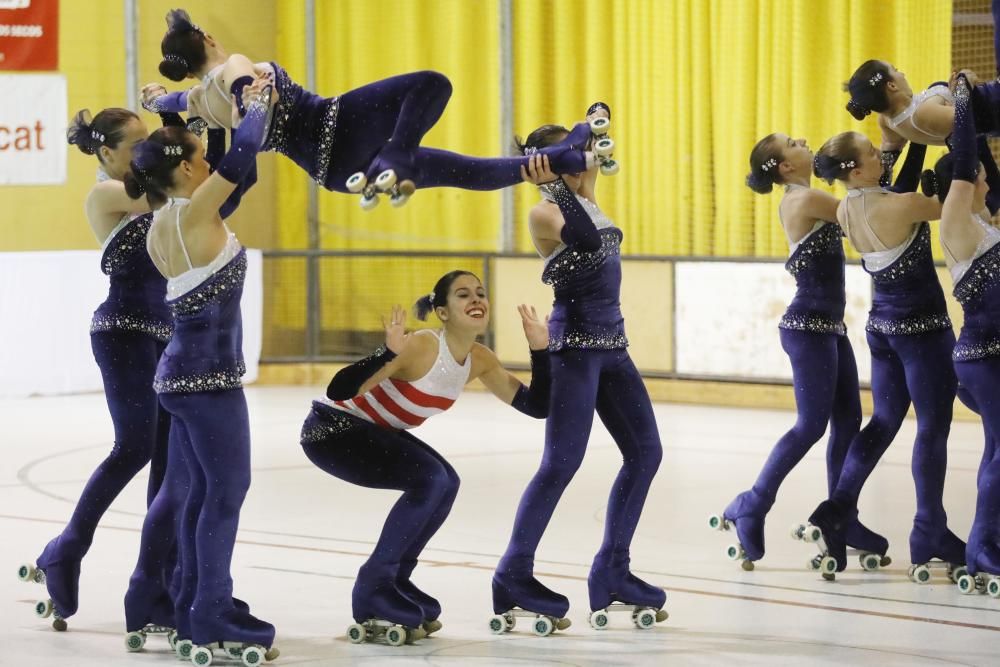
[345,169,416,210]
[790,523,839,581]
[707,514,755,571]
[124,624,177,653]
[956,571,1000,597]
[907,561,968,585]
[588,116,620,176]
[346,618,427,646]
[588,604,668,631]
[189,641,279,666]
[487,608,571,637]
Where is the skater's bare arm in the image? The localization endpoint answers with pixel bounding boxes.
[475,305,551,418]
[877,114,907,152]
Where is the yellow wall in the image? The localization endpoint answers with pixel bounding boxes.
[0,1,126,251]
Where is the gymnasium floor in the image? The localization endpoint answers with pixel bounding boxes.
[2,386,995,666]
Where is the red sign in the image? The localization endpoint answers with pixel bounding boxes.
[0,0,58,71]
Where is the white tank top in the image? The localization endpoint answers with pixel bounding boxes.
[887,84,953,146]
[147,197,242,299]
[196,61,275,131]
[843,187,919,271]
[947,210,1000,284]
[322,330,472,430]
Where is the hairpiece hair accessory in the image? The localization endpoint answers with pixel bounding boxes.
[760,157,778,172]
[523,146,538,157]
[90,130,105,143]
[164,53,189,69]
[163,145,183,157]
[869,72,884,86]
[839,160,857,170]
[427,292,436,306]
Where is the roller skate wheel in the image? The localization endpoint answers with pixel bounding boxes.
[589,116,610,135]
[594,137,614,157]
[956,573,978,594]
[346,172,367,193]
[532,615,554,637]
[859,553,881,572]
[34,598,53,618]
[375,169,398,191]
[948,564,968,583]
[599,160,620,176]
[707,514,724,530]
[385,625,407,647]
[241,646,265,666]
[360,194,380,211]
[191,646,213,666]
[488,614,508,634]
[504,612,516,631]
[167,631,178,651]
[347,623,367,643]
[17,563,35,582]
[389,192,410,208]
[987,578,1000,598]
[634,608,658,629]
[176,639,193,660]
[911,564,931,584]
[52,618,67,632]
[807,556,822,571]
[589,609,609,630]
[227,646,244,658]
[740,559,755,572]
[790,523,806,540]
[820,556,837,578]
[125,631,146,652]
[726,544,744,561]
[803,526,822,543]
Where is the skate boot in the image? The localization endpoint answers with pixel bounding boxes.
[489,567,571,637]
[846,517,892,571]
[584,105,620,176]
[708,489,769,570]
[347,572,428,646]
[173,596,252,661]
[346,144,418,211]
[189,606,279,666]
[21,535,85,630]
[123,577,177,653]
[956,542,1000,597]
[908,521,968,585]
[397,559,442,636]
[791,499,852,580]
[587,554,667,630]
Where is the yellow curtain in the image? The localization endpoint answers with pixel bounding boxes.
[513,0,952,257]
[274,0,502,339]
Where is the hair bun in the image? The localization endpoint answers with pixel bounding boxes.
[845,98,871,121]
[66,108,100,155]
[920,169,939,197]
[745,171,774,195]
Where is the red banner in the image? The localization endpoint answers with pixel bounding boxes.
[0,0,58,71]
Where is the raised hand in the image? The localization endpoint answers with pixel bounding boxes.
[518,304,550,351]
[381,304,409,354]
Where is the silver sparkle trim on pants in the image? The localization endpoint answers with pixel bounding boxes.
[90,314,173,343]
[866,313,952,336]
[778,313,846,336]
[153,361,246,394]
[300,410,360,444]
[549,331,629,352]
[954,338,1000,361]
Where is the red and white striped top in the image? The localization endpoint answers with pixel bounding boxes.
[320,330,471,430]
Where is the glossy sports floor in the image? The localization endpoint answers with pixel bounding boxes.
[2,386,996,666]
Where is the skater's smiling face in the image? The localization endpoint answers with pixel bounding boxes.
[437,274,490,335]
